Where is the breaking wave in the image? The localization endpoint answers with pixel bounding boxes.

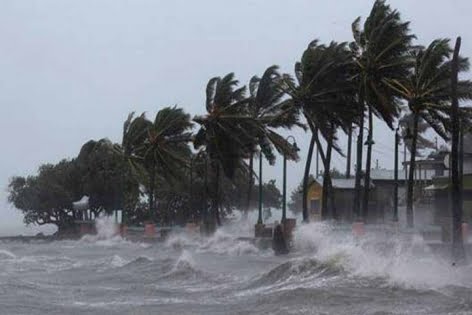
[0,249,16,259]
[293,222,472,290]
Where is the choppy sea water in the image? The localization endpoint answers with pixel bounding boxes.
[1,217,472,315]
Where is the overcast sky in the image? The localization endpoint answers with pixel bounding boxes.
[1,0,471,232]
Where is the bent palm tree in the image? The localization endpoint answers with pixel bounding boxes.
[246,65,302,220]
[351,0,414,221]
[138,107,193,222]
[194,73,254,227]
[386,38,472,227]
[116,113,152,223]
[282,40,356,221]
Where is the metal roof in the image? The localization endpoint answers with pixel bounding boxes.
[314,177,374,189]
[370,169,436,181]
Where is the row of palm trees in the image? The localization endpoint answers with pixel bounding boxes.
[116,0,472,230]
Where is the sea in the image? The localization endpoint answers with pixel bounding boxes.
[1,214,472,315]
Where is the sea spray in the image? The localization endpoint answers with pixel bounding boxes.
[293,221,472,289]
[80,215,124,246]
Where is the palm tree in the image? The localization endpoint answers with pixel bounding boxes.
[451,37,467,263]
[350,0,414,221]
[116,113,152,224]
[194,73,255,227]
[139,107,193,223]
[386,38,472,227]
[399,112,436,157]
[245,65,302,220]
[282,40,356,221]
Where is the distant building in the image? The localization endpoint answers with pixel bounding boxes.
[306,178,374,222]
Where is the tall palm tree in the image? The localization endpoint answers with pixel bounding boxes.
[139,107,193,222]
[450,37,467,263]
[282,40,356,221]
[386,39,472,227]
[194,73,254,227]
[351,0,414,221]
[245,65,302,219]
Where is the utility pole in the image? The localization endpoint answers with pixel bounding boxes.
[394,128,399,222]
[450,36,465,263]
[316,143,319,178]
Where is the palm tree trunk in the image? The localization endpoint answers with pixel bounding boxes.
[245,153,254,217]
[362,106,373,221]
[353,104,364,220]
[149,164,156,222]
[302,134,316,222]
[451,36,466,263]
[214,162,221,226]
[346,125,352,178]
[321,137,333,220]
[406,110,419,228]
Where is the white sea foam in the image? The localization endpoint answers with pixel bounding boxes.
[293,221,472,289]
[0,249,16,259]
[79,215,146,248]
[109,254,129,268]
[173,249,195,271]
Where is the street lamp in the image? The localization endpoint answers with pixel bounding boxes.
[282,136,300,222]
[363,126,375,146]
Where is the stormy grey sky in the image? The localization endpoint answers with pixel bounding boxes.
[0,0,471,233]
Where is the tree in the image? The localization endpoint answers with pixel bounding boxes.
[450,37,466,263]
[288,175,315,214]
[246,65,301,221]
[399,112,436,157]
[8,160,82,234]
[247,179,283,210]
[386,39,472,227]
[77,139,129,217]
[194,73,257,228]
[117,112,153,224]
[139,107,193,222]
[282,40,356,221]
[351,0,414,222]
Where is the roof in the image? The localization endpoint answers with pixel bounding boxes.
[370,169,436,181]
[310,177,374,189]
[425,184,449,190]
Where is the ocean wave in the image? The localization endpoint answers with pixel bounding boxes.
[293,222,472,290]
[0,249,16,259]
[246,257,344,291]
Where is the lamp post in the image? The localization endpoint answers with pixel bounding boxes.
[282,136,299,222]
[362,126,375,220]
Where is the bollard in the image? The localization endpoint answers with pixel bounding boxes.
[185,222,199,234]
[120,224,128,237]
[79,222,89,236]
[352,221,365,237]
[144,223,156,237]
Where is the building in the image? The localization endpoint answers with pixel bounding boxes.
[306,177,375,222]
